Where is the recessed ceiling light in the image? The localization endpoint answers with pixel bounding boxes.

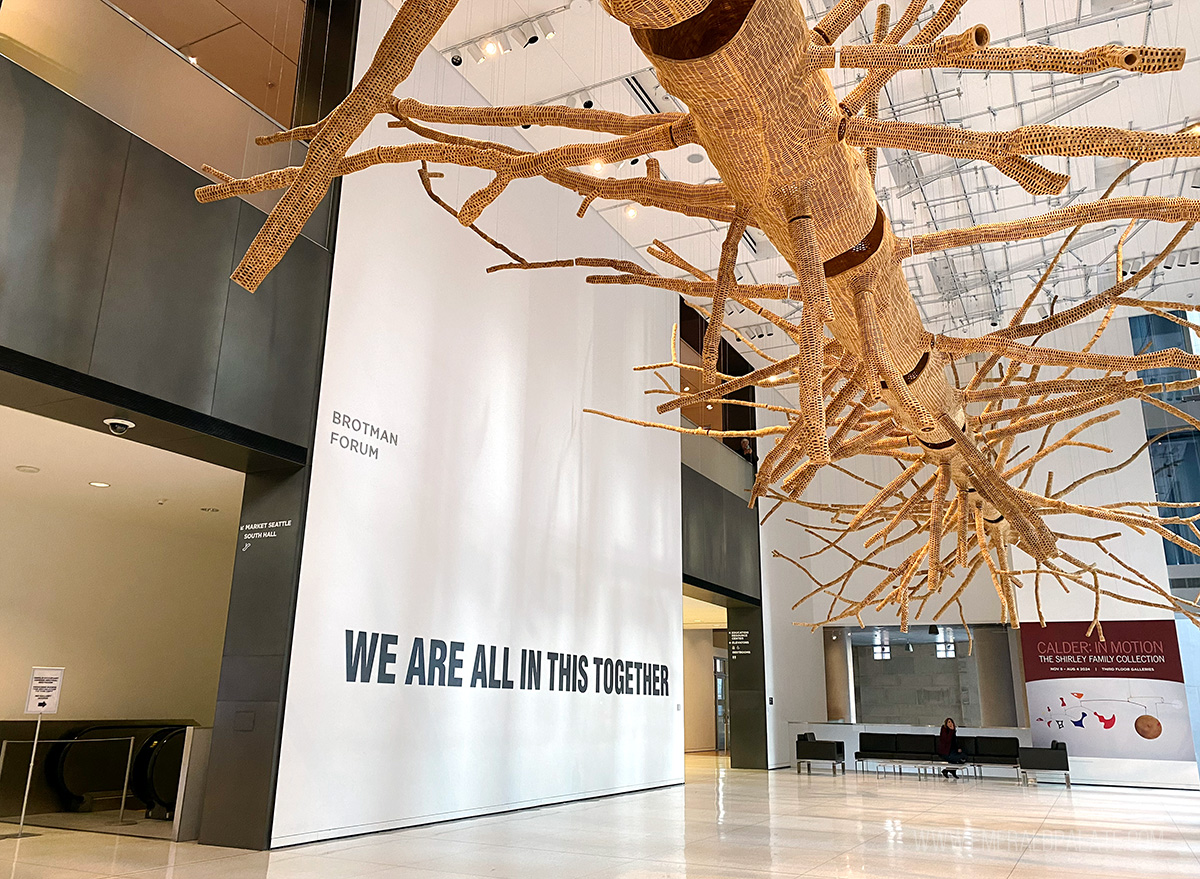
[200,507,220,513]
[15,465,39,474]
[705,403,714,410]
[187,56,198,65]
[89,482,110,488]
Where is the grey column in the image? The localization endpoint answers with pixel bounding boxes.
[726,605,768,769]
[199,466,308,850]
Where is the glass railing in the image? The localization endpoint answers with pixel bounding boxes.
[0,0,330,243]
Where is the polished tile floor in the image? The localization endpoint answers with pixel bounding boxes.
[2,754,1199,878]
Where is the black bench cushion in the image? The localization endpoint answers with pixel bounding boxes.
[975,736,1020,763]
[956,735,977,757]
[894,733,937,758]
[797,740,844,761]
[1019,745,1069,771]
[856,732,897,758]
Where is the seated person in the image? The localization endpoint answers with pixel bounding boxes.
[938,717,969,777]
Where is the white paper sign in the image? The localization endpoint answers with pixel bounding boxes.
[25,667,64,715]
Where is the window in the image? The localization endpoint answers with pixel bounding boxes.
[1129,312,1199,403]
[872,630,890,660]
[935,627,956,658]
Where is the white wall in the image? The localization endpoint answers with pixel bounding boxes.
[0,497,236,725]
[758,386,830,767]
[1010,318,1171,623]
[272,0,682,846]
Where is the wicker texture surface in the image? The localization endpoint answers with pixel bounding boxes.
[195,0,1200,637]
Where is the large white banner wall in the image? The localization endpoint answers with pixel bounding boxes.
[272,3,683,845]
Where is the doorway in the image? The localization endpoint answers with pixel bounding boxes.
[683,593,728,754]
[714,656,728,751]
[0,399,245,841]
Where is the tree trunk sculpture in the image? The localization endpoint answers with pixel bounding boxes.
[196,0,1200,641]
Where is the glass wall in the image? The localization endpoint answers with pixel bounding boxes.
[1129,312,1200,571]
[109,0,306,124]
[849,624,1020,728]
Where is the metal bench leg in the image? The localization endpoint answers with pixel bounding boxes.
[1065,772,1070,788]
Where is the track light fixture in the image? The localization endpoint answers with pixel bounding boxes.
[579,90,595,109]
[446,6,566,64]
[512,23,538,48]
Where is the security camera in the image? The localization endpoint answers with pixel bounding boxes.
[450,53,463,67]
[103,417,136,436]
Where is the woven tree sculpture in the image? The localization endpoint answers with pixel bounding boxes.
[197,0,1200,642]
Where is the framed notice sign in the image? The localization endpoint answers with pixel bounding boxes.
[25,667,64,715]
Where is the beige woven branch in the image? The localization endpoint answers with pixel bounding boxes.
[840,0,968,116]
[904,197,1200,258]
[863,3,891,184]
[811,0,868,45]
[389,97,687,136]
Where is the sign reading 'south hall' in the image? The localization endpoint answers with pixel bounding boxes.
[1021,620,1195,762]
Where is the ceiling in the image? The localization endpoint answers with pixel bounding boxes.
[0,404,245,540]
[418,0,1200,364]
[684,593,729,629]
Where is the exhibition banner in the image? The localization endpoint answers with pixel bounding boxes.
[1021,620,1195,762]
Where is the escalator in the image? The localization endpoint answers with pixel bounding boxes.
[45,724,188,819]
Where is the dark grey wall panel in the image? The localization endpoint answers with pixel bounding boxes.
[0,60,129,372]
[90,138,238,413]
[727,605,768,770]
[0,53,332,448]
[681,464,761,601]
[201,467,308,850]
[212,203,330,446]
